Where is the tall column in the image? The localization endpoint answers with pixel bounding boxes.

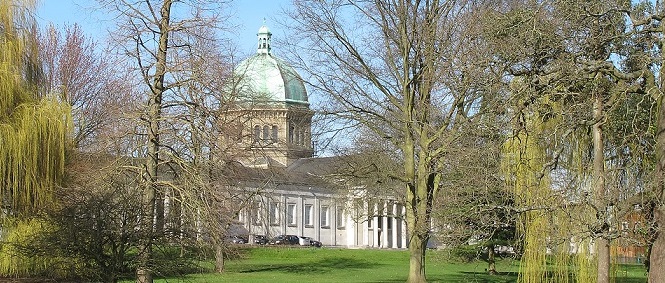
[362,201,369,247]
[346,202,356,247]
[331,204,337,246]
[373,203,379,247]
[299,196,305,236]
[382,201,388,248]
[281,194,287,235]
[400,204,407,248]
[391,202,398,248]
[315,197,320,242]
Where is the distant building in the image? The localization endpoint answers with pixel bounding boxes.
[225,25,406,248]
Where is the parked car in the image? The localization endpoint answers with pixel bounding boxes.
[269,234,300,245]
[253,234,269,245]
[229,235,247,244]
[298,236,311,246]
[301,236,322,247]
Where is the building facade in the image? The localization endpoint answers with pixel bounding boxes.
[226,25,407,248]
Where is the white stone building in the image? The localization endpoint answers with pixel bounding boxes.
[227,25,407,248]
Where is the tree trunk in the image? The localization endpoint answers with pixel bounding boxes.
[215,244,225,273]
[404,133,431,283]
[487,244,497,275]
[137,1,173,283]
[648,19,665,283]
[649,207,665,282]
[648,45,665,280]
[156,191,165,235]
[593,83,610,283]
[596,238,610,283]
[407,229,427,283]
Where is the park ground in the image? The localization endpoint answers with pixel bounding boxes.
[150,247,648,283]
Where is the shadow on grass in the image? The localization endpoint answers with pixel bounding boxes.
[239,257,378,274]
[405,270,644,283]
[430,271,518,283]
[358,271,519,283]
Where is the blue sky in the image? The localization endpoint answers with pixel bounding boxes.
[35,0,293,55]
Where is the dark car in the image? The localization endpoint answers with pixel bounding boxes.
[229,235,247,244]
[301,236,322,247]
[253,235,269,245]
[269,234,300,245]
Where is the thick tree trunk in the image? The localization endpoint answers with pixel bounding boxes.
[215,244,225,273]
[649,207,665,283]
[407,227,428,283]
[596,238,610,283]
[593,89,610,283]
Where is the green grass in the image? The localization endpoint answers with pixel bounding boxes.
[149,247,647,283]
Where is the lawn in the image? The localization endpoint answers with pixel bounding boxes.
[153,247,647,283]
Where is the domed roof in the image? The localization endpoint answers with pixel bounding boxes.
[233,25,308,105]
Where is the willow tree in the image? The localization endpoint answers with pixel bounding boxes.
[481,1,650,282]
[0,0,71,275]
[0,0,70,219]
[287,1,487,281]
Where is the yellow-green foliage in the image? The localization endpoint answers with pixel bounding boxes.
[0,219,80,278]
[503,122,552,283]
[0,0,71,218]
[0,219,59,277]
[502,94,597,283]
[0,0,72,277]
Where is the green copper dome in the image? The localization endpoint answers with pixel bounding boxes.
[233,25,308,105]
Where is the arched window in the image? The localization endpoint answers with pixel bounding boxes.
[263,125,270,141]
[271,125,278,142]
[253,125,261,142]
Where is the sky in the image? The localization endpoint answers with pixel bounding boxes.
[35,0,293,55]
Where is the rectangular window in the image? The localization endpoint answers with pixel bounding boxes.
[272,125,278,142]
[321,205,330,227]
[253,126,261,142]
[287,203,296,226]
[270,202,279,225]
[288,123,294,143]
[336,206,345,228]
[304,204,313,226]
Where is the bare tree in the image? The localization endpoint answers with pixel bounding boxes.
[38,24,133,150]
[284,1,495,281]
[93,1,233,282]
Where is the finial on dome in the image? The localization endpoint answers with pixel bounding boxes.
[257,21,271,55]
